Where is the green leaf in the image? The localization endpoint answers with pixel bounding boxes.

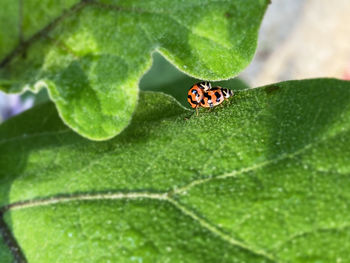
[0,0,269,140]
[1,78,350,262]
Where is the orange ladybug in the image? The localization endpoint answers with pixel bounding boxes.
[187,82,234,115]
[200,87,233,108]
[187,81,212,111]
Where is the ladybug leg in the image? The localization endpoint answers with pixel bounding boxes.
[196,106,199,116]
[208,102,214,112]
[222,98,229,107]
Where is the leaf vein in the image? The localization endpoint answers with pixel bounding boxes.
[270,224,350,252]
[168,198,277,262]
[2,192,168,212]
[0,0,89,68]
[172,140,317,195]
[0,191,277,262]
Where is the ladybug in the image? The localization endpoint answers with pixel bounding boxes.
[200,86,234,108]
[187,82,234,115]
[187,81,211,108]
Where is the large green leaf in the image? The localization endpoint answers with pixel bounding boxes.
[1,78,350,262]
[0,0,269,140]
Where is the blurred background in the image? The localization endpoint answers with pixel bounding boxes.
[1,0,350,122]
